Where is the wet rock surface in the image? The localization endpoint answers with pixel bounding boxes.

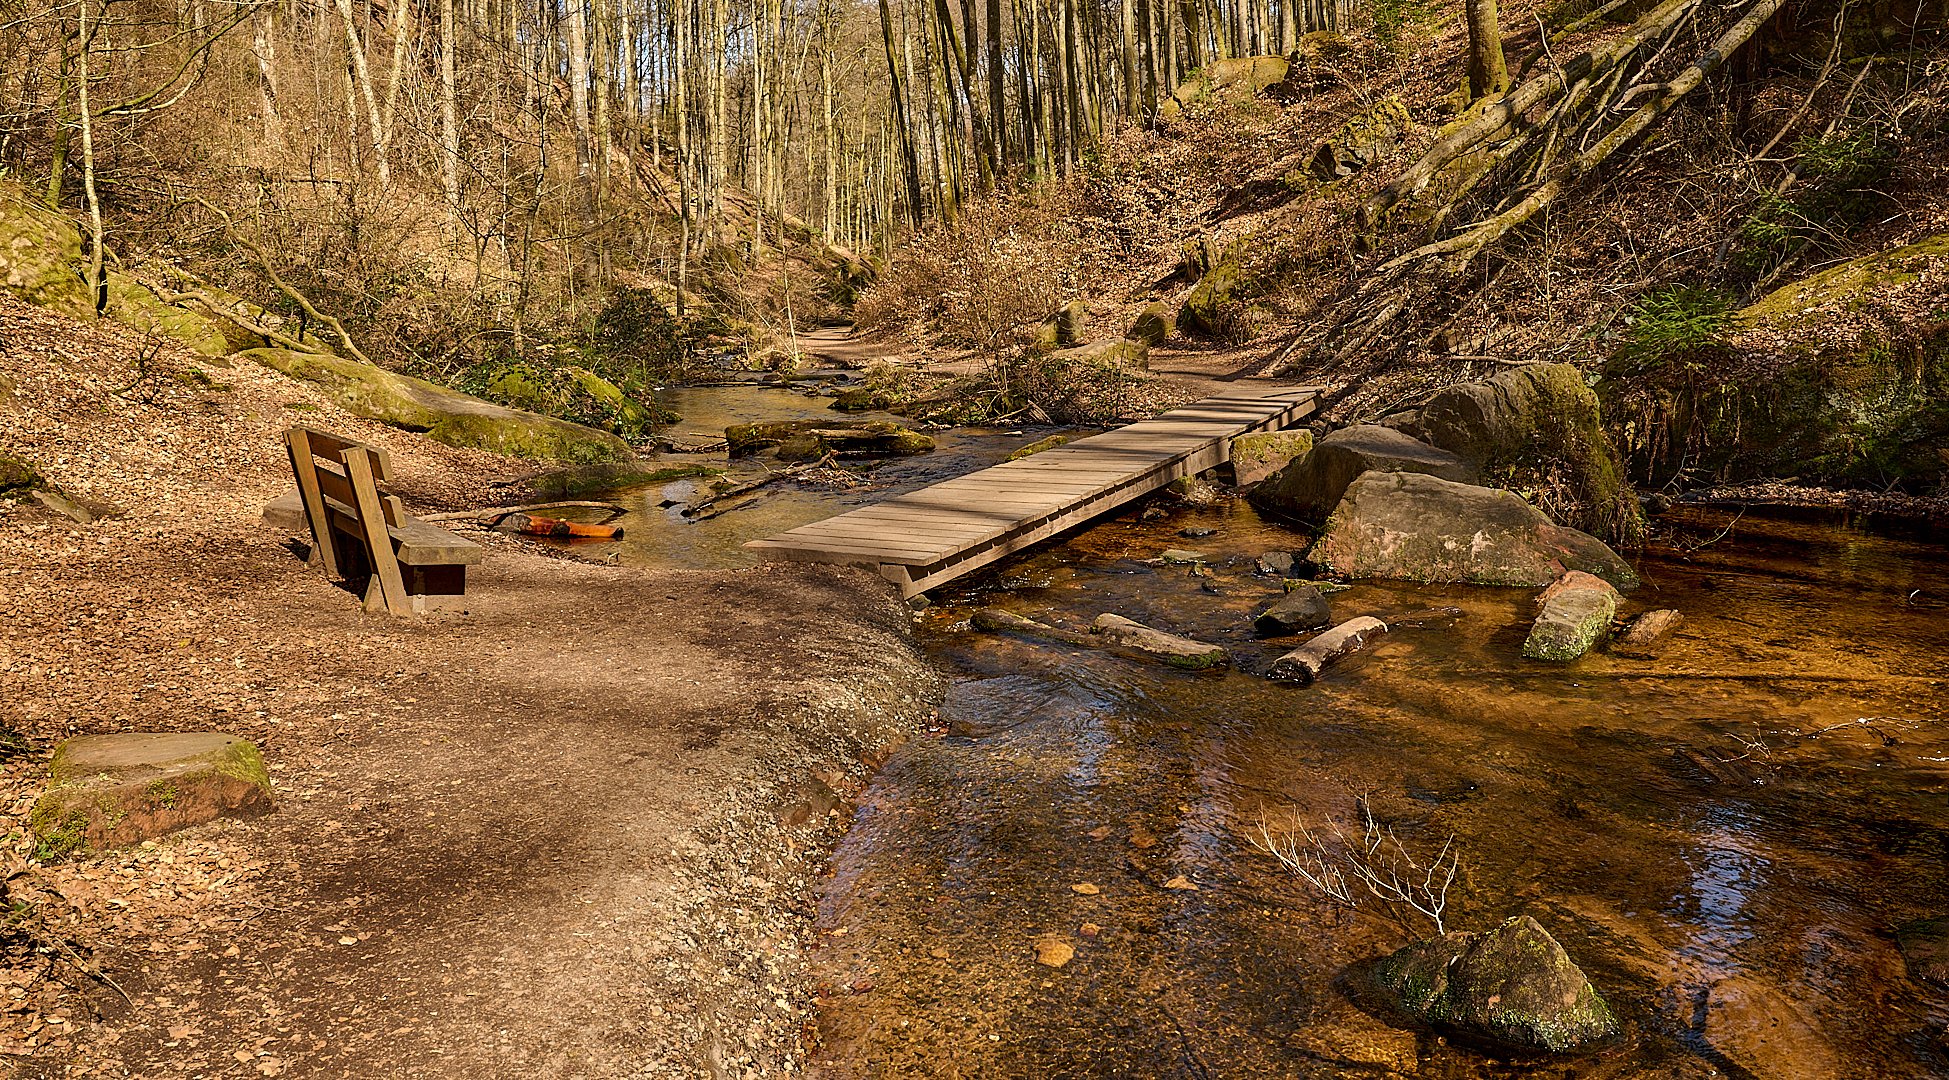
[1523,571,1621,662]
[1309,472,1639,589]
[1091,613,1229,670]
[1268,615,1386,683]
[1253,584,1331,637]
[1372,915,1619,1053]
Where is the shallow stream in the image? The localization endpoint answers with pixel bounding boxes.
[580,391,1949,1077]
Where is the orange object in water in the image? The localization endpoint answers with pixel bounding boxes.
[508,514,624,539]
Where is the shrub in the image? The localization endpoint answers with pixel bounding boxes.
[1609,286,1737,378]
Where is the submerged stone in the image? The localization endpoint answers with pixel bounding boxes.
[1372,915,1619,1053]
[1898,916,1949,986]
[1254,584,1332,637]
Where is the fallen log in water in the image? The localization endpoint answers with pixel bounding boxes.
[971,608,1092,647]
[422,500,627,523]
[1091,614,1230,671]
[1269,617,1388,684]
[491,513,625,539]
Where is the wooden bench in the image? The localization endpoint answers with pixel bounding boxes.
[283,427,483,615]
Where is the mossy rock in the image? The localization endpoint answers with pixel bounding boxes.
[0,178,90,319]
[1522,572,1621,661]
[169,275,339,355]
[1157,56,1291,123]
[30,732,273,859]
[102,271,230,356]
[1230,429,1314,487]
[725,419,934,459]
[1127,302,1175,347]
[1179,240,1249,337]
[1032,299,1092,351]
[525,461,722,499]
[1601,234,1949,493]
[0,453,41,493]
[1048,336,1149,371]
[1310,95,1414,181]
[1374,915,1619,1053]
[241,348,632,463]
[1391,363,1642,546]
[1008,433,1070,460]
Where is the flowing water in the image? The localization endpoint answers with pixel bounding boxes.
[577,391,1949,1077]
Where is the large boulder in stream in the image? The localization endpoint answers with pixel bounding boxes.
[1252,425,1475,523]
[1386,363,1641,544]
[726,419,935,461]
[240,348,632,462]
[1522,571,1620,662]
[1310,472,1639,590]
[1373,915,1619,1054]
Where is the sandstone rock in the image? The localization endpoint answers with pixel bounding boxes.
[1390,363,1640,543]
[1008,433,1070,460]
[1254,585,1332,637]
[1310,95,1413,181]
[1252,425,1475,523]
[1268,616,1385,683]
[101,271,230,356]
[1091,614,1229,671]
[724,419,933,459]
[1898,917,1949,986]
[1523,571,1621,661]
[262,488,306,533]
[1127,302,1174,347]
[1702,974,1841,1078]
[0,453,40,492]
[971,608,1091,647]
[30,733,273,857]
[1374,916,1618,1053]
[1230,429,1314,487]
[242,348,632,462]
[1156,55,1291,122]
[1611,608,1683,658]
[1310,473,1639,590]
[1034,934,1075,968]
[31,488,107,524]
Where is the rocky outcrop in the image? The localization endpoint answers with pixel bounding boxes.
[473,360,668,438]
[1309,472,1640,590]
[1603,233,1949,495]
[103,271,231,356]
[1310,96,1413,181]
[1230,429,1313,487]
[1254,584,1331,637]
[1156,56,1291,123]
[1522,571,1620,661]
[1268,616,1385,683]
[1373,915,1619,1053]
[30,733,274,858]
[0,179,91,319]
[241,348,633,462]
[1091,613,1229,670]
[1252,425,1474,523]
[725,418,934,460]
[1388,363,1640,544]
[0,453,41,492]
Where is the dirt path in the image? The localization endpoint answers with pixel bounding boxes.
[0,297,942,1077]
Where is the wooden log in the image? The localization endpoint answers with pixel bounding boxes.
[422,500,627,523]
[492,513,625,539]
[1269,616,1388,684]
[1091,613,1230,671]
[971,608,1092,646]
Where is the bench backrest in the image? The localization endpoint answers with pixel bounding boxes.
[284,427,413,614]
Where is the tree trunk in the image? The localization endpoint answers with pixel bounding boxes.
[878,0,926,225]
[1465,0,1509,99]
[439,0,461,237]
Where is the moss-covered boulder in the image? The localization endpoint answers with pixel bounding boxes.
[1127,302,1175,347]
[1311,472,1639,590]
[1157,56,1291,123]
[1373,915,1619,1053]
[1390,363,1641,545]
[725,419,934,460]
[1252,425,1474,522]
[0,453,41,492]
[1522,571,1621,661]
[0,179,91,319]
[1230,429,1314,487]
[1179,240,1249,338]
[1310,95,1413,181]
[1032,299,1091,351]
[30,732,273,858]
[1603,233,1949,494]
[102,271,230,355]
[169,275,340,355]
[241,348,632,462]
[470,358,668,438]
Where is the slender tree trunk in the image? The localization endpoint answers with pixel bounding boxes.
[334,0,391,186]
[439,0,461,237]
[1465,0,1509,98]
[76,0,104,312]
[877,0,926,225]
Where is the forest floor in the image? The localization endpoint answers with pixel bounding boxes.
[0,296,943,1078]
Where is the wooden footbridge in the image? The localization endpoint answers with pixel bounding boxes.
[745,385,1321,597]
